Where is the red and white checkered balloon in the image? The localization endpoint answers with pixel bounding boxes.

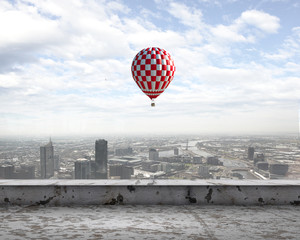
[131,47,176,103]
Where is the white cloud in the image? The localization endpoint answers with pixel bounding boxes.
[262,50,294,61]
[262,26,300,61]
[0,7,62,48]
[167,2,203,28]
[0,73,20,87]
[239,10,280,34]
[210,24,251,42]
[0,0,298,136]
[284,62,300,73]
[210,10,280,44]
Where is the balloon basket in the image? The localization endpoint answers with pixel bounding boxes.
[151,101,155,107]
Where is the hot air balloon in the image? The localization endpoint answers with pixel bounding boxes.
[131,47,176,107]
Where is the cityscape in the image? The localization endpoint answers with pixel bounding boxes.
[0,135,299,180]
[0,1,299,239]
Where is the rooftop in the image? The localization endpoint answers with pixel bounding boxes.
[1,205,299,239]
[1,179,299,239]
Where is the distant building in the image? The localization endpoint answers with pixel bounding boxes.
[14,165,35,179]
[149,148,159,160]
[254,153,265,164]
[40,139,54,179]
[0,165,14,179]
[0,164,35,179]
[160,156,182,163]
[151,164,160,172]
[142,160,160,172]
[160,162,172,173]
[174,148,179,156]
[94,139,108,179]
[54,155,60,171]
[256,162,269,171]
[24,165,35,179]
[74,159,91,179]
[193,156,203,164]
[248,147,255,160]
[206,156,223,166]
[115,147,133,156]
[269,163,288,176]
[109,164,133,179]
[198,166,211,179]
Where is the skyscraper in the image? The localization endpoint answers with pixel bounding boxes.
[95,139,108,179]
[74,159,91,179]
[40,139,54,179]
[247,147,255,160]
[54,155,60,171]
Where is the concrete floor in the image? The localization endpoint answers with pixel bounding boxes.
[0,205,299,240]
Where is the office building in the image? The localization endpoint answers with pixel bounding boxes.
[0,165,14,179]
[254,153,265,164]
[109,164,133,179]
[174,148,179,155]
[95,139,108,179]
[75,159,90,179]
[198,165,211,179]
[54,155,60,171]
[257,162,269,171]
[149,148,159,160]
[269,163,288,176]
[248,147,255,160]
[40,139,54,179]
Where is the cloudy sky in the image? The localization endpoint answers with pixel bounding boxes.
[0,0,299,136]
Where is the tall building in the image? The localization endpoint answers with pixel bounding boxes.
[149,148,159,160]
[248,147,255,160]
[40,139,54,179]
[74,159,90,179]
[95,139,108,179]
[54,155,60,171]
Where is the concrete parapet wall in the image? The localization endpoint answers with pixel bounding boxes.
[0,180,299,206]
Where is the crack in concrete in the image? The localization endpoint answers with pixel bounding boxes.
[183,206,218,240]
[205,189,213,203]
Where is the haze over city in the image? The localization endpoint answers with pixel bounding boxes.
[0,0,300,136]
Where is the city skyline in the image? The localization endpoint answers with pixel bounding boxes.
[0,0,299,136]
[1,134,298,180]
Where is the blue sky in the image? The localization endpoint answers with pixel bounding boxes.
[0,0,299,136]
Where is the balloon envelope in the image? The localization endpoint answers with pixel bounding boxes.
[131,47,176,101]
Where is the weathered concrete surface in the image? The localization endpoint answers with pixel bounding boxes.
[0,180,299,205]
[0,205,299,240]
